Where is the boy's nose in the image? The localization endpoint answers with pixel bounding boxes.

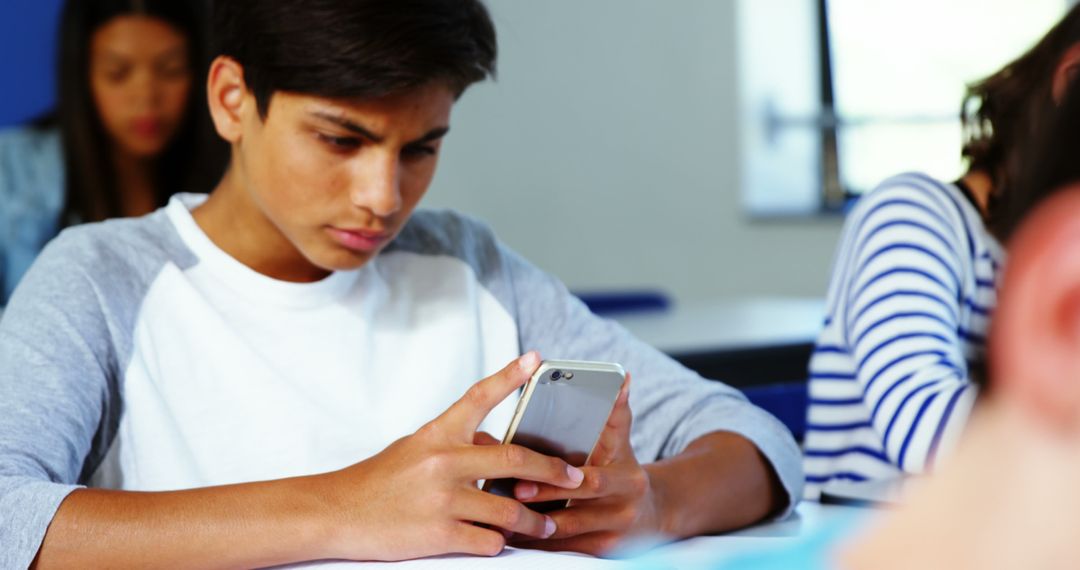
[351,156,402,217]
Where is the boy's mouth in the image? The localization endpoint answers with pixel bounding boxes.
[325,226,390,253]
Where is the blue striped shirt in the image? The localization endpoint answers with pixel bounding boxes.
[803,172,1004,499]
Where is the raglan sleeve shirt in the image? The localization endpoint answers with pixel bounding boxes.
[0,210,805,569]
[0,231,125,570]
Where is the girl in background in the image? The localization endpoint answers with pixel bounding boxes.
[0,0,224,307]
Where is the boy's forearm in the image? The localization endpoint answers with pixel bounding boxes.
[645,431,787,539]
[33,474,336,570]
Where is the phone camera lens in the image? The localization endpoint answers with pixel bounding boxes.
[550,370,562,381]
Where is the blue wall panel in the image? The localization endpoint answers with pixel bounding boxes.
[0,0,65,127]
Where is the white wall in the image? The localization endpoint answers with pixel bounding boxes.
[425,0,844,302]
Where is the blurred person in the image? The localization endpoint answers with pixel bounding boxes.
[0,0,224,308]
[803,3,1080,497]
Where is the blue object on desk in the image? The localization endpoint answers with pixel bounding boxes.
[575,290,671,315]
[741,381,808,441]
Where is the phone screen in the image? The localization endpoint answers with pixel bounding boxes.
[485,362,624,513]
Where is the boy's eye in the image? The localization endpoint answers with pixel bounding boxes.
[317,133,361,150]
[402,145,437,158]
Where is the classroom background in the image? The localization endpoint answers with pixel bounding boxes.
[1,0,1072,302]
[6,1,1080,565]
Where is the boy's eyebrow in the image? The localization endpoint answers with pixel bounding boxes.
[311,112,384,141]
[309,111,450,144]
[411,126,451,145]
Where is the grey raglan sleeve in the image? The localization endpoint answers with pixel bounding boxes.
[0,233,119,570]
[497,245,804,517]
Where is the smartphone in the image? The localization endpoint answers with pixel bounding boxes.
[483,359,626,513]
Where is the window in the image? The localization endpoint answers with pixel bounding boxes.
[738,0,1067,215]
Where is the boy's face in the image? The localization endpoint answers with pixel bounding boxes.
[230,82,455,276]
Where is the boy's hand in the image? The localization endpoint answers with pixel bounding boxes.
[315,352,586,561]
[510,377,665,556]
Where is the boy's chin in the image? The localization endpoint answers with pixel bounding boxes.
[309,248,379,273]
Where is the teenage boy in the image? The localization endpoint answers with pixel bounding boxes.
[0,1,803,567]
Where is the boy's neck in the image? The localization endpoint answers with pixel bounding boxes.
[192,166,333,283]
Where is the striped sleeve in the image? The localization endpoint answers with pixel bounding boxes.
[841,180,978,474]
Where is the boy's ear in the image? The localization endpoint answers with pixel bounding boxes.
[991,184,1080,431]
[1052,42,1080,104]
[207,56,249,144]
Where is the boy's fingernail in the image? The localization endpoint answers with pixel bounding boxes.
[567,465,584,485]
[516,482,538,499]
[519,351,539,370]
[544,516,557,538]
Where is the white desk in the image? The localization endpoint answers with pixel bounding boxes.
[283,501,867,569]
[610,297,826,355]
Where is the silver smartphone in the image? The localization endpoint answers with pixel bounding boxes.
[483,359,626,513]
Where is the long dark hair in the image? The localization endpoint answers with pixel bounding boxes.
[57,0,225,224]
[961,4,1080,240]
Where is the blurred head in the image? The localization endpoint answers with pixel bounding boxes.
[991,185,1080,430]
[961,3,1080,238]
[88,14,191,158]
[58,0,221,223]
[205,0,496,278]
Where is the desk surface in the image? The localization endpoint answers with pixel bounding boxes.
[610,297,825,355]
[284,501,868,569]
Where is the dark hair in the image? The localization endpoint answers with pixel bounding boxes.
[996,74,1080,242]
[977,74,1080,392]
[211,0,497,117]
[961,4,1080,239]
[57,0,226,223]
